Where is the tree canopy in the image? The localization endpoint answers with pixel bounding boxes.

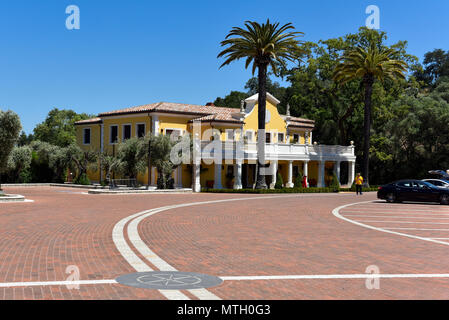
[0,110,21,189]
[33,108,93,147]
[215,27,449,185]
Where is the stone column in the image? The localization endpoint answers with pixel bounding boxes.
[193,163,201,192]
[100,124,104,182]
[233,160,243,190]
[151,115,160,186]
[318,161,326,188]
[334,161,341,184]
[270,161,278,189]
[286,160,294,188]
[303,160,309,187]
[214,164,222,189]
[348,161,356,186]
[177,166,183,188]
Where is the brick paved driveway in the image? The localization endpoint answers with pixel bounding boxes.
[1,186,449,299]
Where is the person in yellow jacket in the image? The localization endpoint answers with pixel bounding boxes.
[355,173,364,195]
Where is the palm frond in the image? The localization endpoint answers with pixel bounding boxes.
[218,19,305,75]
[333,43,408,85]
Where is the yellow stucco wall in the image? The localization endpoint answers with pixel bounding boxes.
[102,115,151,155]
[75,98,320,187]
[159,116,188,134]
[243,100,287,139]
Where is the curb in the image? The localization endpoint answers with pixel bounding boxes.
[0,194,26,202]
[88,188,193,195]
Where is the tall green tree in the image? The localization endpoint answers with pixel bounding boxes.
[214,91,247,109]
[214,76,287,110]
[29,141,70,183]
[333,41,407,186]
[33,108,92,147]
[0,110,21,192]
[413,49,449,87]
[218,19,303,189]
[17,131,34,146]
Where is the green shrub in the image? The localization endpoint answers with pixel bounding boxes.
[330,173,340,192]
[18,168,32,183]
[202,187,340,194]
[275,171,284,189]
[203,186,380,194]
[74,173,90,185]
[294,172,303,188]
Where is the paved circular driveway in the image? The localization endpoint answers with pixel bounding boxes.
[2,186,449,299]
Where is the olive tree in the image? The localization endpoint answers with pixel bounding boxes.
[7,146,32,183]
[99,152,119,183]
[0,110,21,192]
[112,137,147,181]
[65,144,98,184]
[144,134,189,189]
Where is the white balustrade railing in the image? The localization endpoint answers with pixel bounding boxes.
[199,141,355,161]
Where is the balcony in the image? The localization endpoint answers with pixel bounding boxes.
[199,141,356,162]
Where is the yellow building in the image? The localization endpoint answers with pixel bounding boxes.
[75,93,356,191]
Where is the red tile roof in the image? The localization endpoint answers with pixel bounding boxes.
[74,117,102,125]
[75,102,315,129]
[288,117,315,129]
[95,102,244,123]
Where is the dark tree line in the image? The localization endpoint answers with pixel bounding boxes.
[214,28,449,185]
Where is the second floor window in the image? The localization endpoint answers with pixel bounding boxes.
[83,128,91,145]
[266,132,271,143]
[226,130,235,141]
[137,124,146,138]
[123,124,132,140]
[293,134,300,144]
[278,133,284,143]
[245,131,253,142]
[110,125,118,144]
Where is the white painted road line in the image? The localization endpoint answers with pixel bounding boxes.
[357,220,449,225]
[332,201,449,247]
[220,274,449,281]
[384,227,449,231]
[113,207,190,300]
[342,210,449,215]
[6,272,449,288]
[0,279,117,288]
[124,195,307,301]
[344,214,449,220]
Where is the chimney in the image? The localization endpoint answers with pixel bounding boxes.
[205,102,215,107]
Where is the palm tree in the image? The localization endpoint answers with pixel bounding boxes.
[333,43,407,187]
[218,19,304,189]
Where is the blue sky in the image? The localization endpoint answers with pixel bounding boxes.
[1,0,448,133]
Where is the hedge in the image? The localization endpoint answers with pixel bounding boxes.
[202,186,379,194]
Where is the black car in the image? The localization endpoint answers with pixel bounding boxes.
[377,180,449,204]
